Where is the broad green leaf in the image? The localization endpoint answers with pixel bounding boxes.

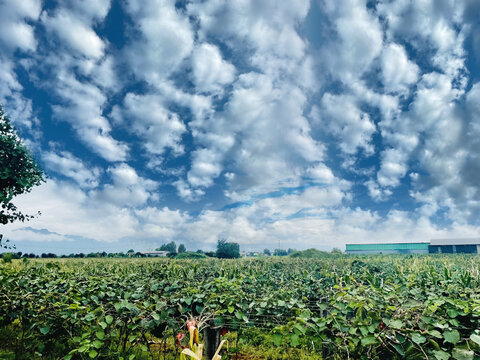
[444,330,460,344]
[93,340,103,349]
[290,334,300,347]
[89,350,98,358]
[392,343,404,356]
[452,348,473,360]
[447,309,459,318]
[39,326,50,335]
[412,333,426,345]
[105,315,113,324]
[272,334,282,346]
[152,312,160,321]
[428,330,442,338]
[361,336,377,346]
[389,320,404,329]
[469,333,480,345]
[433,350,450,360]
[95,330,105,340]
[99,322,107,329]
[228,305,234,313]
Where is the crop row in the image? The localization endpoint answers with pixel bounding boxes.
[1,256,480,359]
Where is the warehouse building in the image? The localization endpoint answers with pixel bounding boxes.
[346,238,480,254]
[345,243,429,254]
[429,238,480,254]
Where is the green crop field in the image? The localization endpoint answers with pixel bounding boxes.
[1,255,480,360]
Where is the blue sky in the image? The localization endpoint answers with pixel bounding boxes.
[1,0,480,254]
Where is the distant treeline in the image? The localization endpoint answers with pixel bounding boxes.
[0,241,343,261]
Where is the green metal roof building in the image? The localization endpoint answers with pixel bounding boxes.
[345,242,429,254]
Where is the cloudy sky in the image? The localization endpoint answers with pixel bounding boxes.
[1,0,480,254]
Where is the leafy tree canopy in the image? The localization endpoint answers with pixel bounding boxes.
[0,105,44,248]
[156,241,176,253]
[216,238,240,259]
[178,244,186,253]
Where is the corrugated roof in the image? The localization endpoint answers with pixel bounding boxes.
[430,238,480,246]
[346,243,429,251]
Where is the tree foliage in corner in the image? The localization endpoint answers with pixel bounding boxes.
[0,105,44,247]
[216,238,240,259]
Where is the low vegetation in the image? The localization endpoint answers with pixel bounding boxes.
[1,255,480,359]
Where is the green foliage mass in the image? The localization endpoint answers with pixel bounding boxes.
[289,248,332,258]
[175,251,207,259]
[0,105,44,225]
[1,255,480,359]
[216,238,240,258]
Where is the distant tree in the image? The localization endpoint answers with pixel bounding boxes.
[2,252,12,263]
[178,244,186,253]
[273,249,288,256]
[0,105,44,249]
[263,248,271,256]
[127,249,135,255]
[287,248,296,255]
[196,249,204,254]
[204,251,217,258]
[100,251,107,257]
[157,241,177,253]
[216,239,240,259]
[331,248,343,254]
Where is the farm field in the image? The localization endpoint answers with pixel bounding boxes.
[1,256,480,360]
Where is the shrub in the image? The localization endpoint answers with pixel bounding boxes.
[175,252,207,259]
[2,252,13,263]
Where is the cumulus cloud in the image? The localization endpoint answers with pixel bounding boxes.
[0,0,41,52]
[3,0,480,252]
[42,9,105,59]
[191,43,236,94]
[381,43,419,94]
[113,93,186,157]
[43,150,101,188]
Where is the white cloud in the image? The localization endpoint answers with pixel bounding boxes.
[381,43,419,94]
[191,43,236,94]
[51,70,128,161]
[0,0,41,52]
[319,93,376,155]
[114,93,186,157]
[42,9,105,59]
[42,150,101,188]
[124,0,194,84]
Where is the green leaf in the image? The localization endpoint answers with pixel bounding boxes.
[447,309,459,318]
[93,340,103,349]
[228,305,234,313]
[290,334,300,347]
[272,334,282,346]
[361,336,377,346]
[141,345,148,352]
[428,330,442,338]
[39,326,50,335]
[64,355,72,360]
[105,315,113,324]
[99,322,107,329]
[95,330,105,340]
[392,343,404,356]
[214,316,225,326]
[389,320,404,329]
[444,330,460,344]
[433,350,450,360]
[152,312,160,321]
[412,333,426,344]
[469,333,480,345]
[452,348,473,360]
[89,350,98,358]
